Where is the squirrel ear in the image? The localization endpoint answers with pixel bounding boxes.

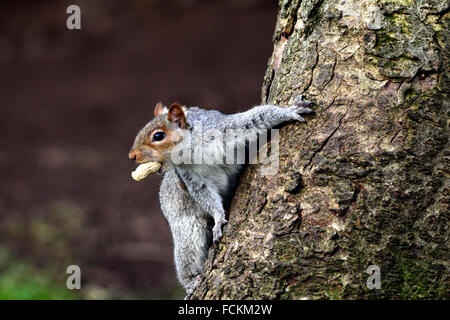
[154,102,165,117]
[168,103,186,128]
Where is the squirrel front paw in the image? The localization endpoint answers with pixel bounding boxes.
[293,94,312,107]
[212,218,227,243]
[289,95,313,122]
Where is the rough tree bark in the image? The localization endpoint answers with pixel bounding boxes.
[192,0,449,299]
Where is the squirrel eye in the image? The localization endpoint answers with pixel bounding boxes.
[152,131,166,142]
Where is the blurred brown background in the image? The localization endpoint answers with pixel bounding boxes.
[0,0,277,299]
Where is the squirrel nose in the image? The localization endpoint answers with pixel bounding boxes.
[129,151,138,162]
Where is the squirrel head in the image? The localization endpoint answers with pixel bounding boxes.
[129,102,188,164]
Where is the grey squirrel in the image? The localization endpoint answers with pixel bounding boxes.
[128,95,312,298]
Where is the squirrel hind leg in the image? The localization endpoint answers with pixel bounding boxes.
[184,275,202,300]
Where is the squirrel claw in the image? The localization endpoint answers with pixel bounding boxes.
[293,94,313,107]
[290,95,313,122]
[212,220,226,243]
[213,227,222,243]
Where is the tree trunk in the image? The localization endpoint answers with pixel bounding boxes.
[192,0,449,299]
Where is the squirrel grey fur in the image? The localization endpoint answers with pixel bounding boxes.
[129,95,312,298]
